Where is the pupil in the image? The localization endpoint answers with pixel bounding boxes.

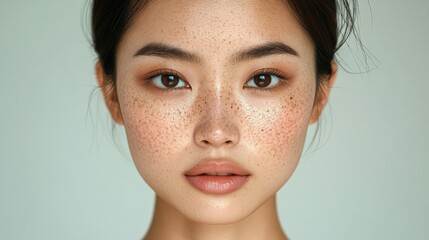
[256,74,271,87]
[162,75,179,87]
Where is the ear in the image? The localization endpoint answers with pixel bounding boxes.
[309,61,337,124]
[95,62,124,125]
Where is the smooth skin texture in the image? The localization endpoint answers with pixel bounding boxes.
[96,0,337,239]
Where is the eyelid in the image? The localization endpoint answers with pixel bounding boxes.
[144,69,185,82]
[249,68,288,80]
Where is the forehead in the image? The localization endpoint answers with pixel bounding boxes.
[118,0,314,62]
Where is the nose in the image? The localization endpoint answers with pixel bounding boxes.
[194,121,240,148]
[193,92,240,149]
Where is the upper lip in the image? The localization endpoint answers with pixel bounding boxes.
[184,159,251,176]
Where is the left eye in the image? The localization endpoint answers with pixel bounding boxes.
[245,74,281,89]
[150,74,188,89]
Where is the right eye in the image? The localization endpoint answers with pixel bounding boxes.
[150,74,188,89]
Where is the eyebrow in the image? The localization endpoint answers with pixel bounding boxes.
[133,41,299,63]
[233,42,299,62]
[133,43,200,63]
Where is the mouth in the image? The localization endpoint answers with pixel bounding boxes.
[184,160,251,194]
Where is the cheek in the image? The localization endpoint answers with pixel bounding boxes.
[261,97,312,156]
[241,84,315,177]
[118,93,193,184]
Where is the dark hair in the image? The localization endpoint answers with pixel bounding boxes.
[91,0,358,87]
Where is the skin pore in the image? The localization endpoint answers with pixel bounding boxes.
[96,0,337,239]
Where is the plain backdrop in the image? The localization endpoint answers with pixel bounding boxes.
[1,0,428,239]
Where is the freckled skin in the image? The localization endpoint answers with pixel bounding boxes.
[99,0,336,239]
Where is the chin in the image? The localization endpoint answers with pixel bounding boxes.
[179,197,261,225]
[156,184,275,226]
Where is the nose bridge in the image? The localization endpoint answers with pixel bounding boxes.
[205,82,230,119]
[193,78,240,148]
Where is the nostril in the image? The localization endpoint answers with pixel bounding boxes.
[194,125,240,148]
[200,139,234,146]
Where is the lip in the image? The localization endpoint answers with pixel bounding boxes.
[184,160,251,194]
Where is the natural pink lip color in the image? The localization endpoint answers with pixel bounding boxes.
[184,160,251,194]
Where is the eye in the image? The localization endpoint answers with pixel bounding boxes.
[245,73,282,89]
[150,74,188,89]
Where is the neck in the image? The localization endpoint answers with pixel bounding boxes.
[143,195,288,240]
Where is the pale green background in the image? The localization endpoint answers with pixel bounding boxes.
[1,0,428,239]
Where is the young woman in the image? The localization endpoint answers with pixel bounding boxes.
[91,0,358,239]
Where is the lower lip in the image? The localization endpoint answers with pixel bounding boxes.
[185,175,249,194]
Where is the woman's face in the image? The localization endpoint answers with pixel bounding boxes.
[107,0,328,224]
